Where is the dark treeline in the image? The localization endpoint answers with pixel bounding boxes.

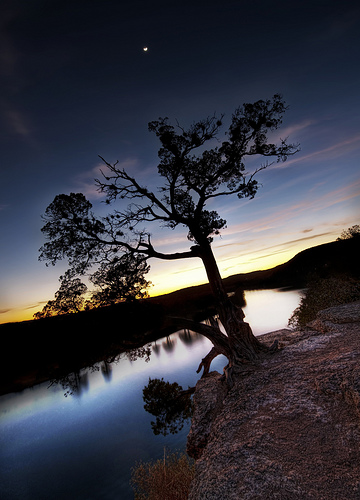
[0,237,359,396]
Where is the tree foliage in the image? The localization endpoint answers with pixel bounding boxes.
[39,94,298,271]
[34,272,88,319]
[337,224,360,241]
[89,253,150,307]
[38,94,299,379]
[35,248,150,318]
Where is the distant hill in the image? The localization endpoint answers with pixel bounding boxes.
[153,236,360,307]
[274,237,360,285]
[0,237,359,395]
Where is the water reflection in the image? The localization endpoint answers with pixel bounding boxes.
[49,369,91,397]
[101,361,113,382]
[243,288,302,336]
[43,287,300,397]
[0,289,301,500]
[179,329,198,345]
[162,336,177,352]
[142,378,193,436]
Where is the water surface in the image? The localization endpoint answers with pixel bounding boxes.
[0,289,301,499]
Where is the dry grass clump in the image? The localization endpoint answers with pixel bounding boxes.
[131,450,195,500]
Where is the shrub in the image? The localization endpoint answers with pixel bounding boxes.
[131,450,195,500]
[288,274,360,329]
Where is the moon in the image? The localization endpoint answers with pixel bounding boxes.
[143,47,148,52]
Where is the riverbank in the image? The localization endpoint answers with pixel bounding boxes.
[0,294,218,396]
[187,301,360,499]
[1,237,358,397]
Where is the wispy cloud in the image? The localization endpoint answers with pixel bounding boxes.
[218,230,334,258]
[277,119,317,138]
[73,164,105,199]
[73,158,140,199]
[307,180,360,213]
[220,180,360,242]
[0,308,11,315]
[5,109,31,137]
[24,302,47,311]
[152,233,189,248]
[271,232,335,250]
[272,134,360,169]
[244,247,292,263]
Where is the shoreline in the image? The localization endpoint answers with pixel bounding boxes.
[0,323,293,398]
[187,301,360,499]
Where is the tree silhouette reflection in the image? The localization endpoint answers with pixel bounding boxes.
[152,341,161,356]
[125,344,152,363]
[46,327,206,397]
[162,336,176,352]
[179,328,197,345]
[49,370,90,397]
[143,378,194,436]
[101,361,112,382]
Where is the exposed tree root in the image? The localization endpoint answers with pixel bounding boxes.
[169,315,279,387]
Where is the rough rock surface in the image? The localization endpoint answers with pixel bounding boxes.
[187,301,360,500]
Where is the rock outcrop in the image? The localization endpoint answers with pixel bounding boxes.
[187,301,360,500]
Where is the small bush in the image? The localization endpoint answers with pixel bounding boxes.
[131,450,195,500]
[288,274,360,329]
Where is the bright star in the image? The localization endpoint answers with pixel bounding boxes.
[143,47,148,52]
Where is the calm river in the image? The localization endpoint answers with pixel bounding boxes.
[0,289,301,500]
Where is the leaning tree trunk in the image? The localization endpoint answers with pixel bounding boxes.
[169,238,277,385]
[198,242,273,377]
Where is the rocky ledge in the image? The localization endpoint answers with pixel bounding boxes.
[187,301,360,500]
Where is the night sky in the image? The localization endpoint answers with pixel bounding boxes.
[1,0,359,323]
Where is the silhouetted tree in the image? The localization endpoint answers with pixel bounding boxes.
[39,94,299,384]
[89,253,150,307]
[35,249,150,319]
[34,272,87,318]
[337,224,360,241]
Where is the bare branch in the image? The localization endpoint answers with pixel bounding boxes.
[39,95,299,368]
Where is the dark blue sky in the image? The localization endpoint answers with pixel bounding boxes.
[1,0,359,323]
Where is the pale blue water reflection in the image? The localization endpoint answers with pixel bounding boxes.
[0,289,300,499]
[243,288,301,336]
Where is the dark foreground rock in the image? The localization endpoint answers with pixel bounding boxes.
[187,301,360,500]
